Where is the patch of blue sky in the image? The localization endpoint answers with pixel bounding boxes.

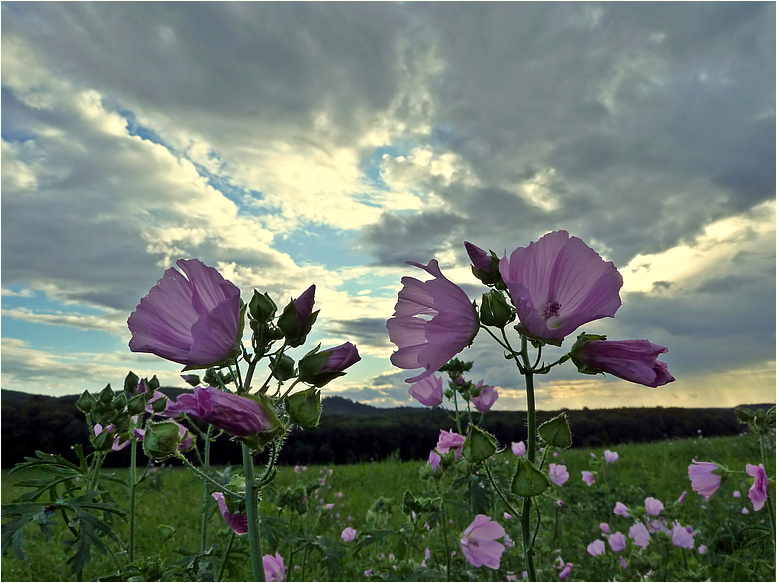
[359,141,417,190]
[2,315,127,354]
[336,274,403,299]
[273,225,372,269]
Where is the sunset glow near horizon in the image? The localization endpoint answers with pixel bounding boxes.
[2,3,774,410]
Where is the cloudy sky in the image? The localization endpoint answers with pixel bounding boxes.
[2,3,774,411]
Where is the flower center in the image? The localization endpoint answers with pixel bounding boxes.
[542,301,562,319]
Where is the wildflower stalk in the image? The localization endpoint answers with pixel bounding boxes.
[201,424,213,553]
[440,502,452,582]
[217,530,236,582]
[176,453,242,499]
[519,334,538,582]
[128,422,139,563]
[242,444,266,582]
[758,433,776,545]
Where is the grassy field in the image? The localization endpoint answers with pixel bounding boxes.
[2,433,773,581]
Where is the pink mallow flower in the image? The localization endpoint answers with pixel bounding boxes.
[688,459,723,499]
[600,522,610,534]
[460,515,505,569]
[644,497,664,516]
[613,502,630,517]
[569,339,674,388]
[128,258,241,367]
[746,463,768,511]
[587,539,605,556]
[429,450,442,472]
[498,230,622,342]
[341,527,357,542]
[511,441,526,457]
[548,464,569,486]
[409,375,444,407]
[471,381,499,412]
[263,552,286,582]
[629,522,651,549]
[677,491,687,504]
[436,429,465,459]
[167,386,277,437]
[604,450,619,463]
[387,260,479,383]
[608,532,626,552]
[582,471,596,486]
[212,492,248,535]
[559,563,573,580]
[671,522,694,549]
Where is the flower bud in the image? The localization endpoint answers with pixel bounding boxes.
[143,420,184,459]
[277,285,319,347]
[112,392,128,412]
[285,387,322,429]
[463,425,497,464]
[480,290,515,328]
[124,393,145,416]
[465,242,503,286]
[99,384,115,404]
[181,374,201,387]
[76,390,97,414]
[270,354,296,382]
[512,459,550,497]
[249,290,277,322]
[151,395,169,414]
[538,413,572,449]
[123,371,140,396]
[298,343,360,387]
[146,375,161,392]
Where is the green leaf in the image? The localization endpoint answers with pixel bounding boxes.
[511,459,550,497]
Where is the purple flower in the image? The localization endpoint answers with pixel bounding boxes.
[559,563,573,580]
[387,260,479,382]
[263,552,286,582]
[746,463,768,511]
[671,522,694,549]
[608,532,626,552]
[570,339,675,388]
[511,441,526,457]
[321,342,361,372]
[600,522,610,534]
[620,557,627,570]
[341,527,357,542]
[587,539,605,556]
[409,375,443,407]
[471,382,498,412]
[168,386,278,437]
[582,471,596,486]
[644,497,664,516]
[688,459,723,499]
[498,231,622,342]
[429,450,442,472]
[742,507,749,514]
[548,464,569,486]
[436,429,465,459]
[733,490,741,498]
[604,450,619,463]
[212,492,248,535]
[128,259,241,367]
[460,514,505,569]
[698,545,707,555]
[676,491,687,504]
[613,502,630,517]
[629,522,651,549]
[465,242,494,275]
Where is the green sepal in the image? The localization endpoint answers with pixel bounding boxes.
[249,290,277,322]
[538,413,572,449]
[112,392,128,412]
[123,371,140,397]
[285,387,322,429]
[277,298,320,348]
[182,374,201,387]
[513,324,563,347]
[91,426,114,451]
[512,459,549,497]
[151,395,168,414]
[480,290,515,328]
[113,412,131,434]
[297,345,345,387]
[142,420,183,459]
[99,384,115,404]
[126,393,146,416]
[462,425,497,464]
[270,353,296,382]
[146,376,161,392]
[76,391,97,414]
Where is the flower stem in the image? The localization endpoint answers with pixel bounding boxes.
[759,433,776,545]
[519,334,538,582]
[484,461,521,519]
[242,444,266,582]
[440,502,452,582]
[217,530,236,582]
[128,424,139,563]
[176,453,242,499]
[201,425,213,553]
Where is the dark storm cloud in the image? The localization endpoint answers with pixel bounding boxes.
[326,318,392,351]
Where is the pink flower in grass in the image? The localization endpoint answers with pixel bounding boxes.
[629,522,651,549]
[548,464,569,486]
[471,381,498,412]
[498,230,622,343]
[676,491,687,504]
[613,502,630,517]
[698,545,707,554]
[609,532,626,552]
[212,492,248,535]
[128,259,241,367]
[689,460,723,499]
[587,539,605,556]
[460,515,505,569]
[604,450,619,463]
[644,497,664,516]
[733,490,741,498]
[582,471,596,486]
[167,386,278,437]
[409,375,444,407]
[511,441,526,457]
[570,339,674,388]
[263,552,285,582]
[341,527,357,542]
[746,463,768,511]
[600,522,610,534]
[671,522,694,548]
[559,563,573,580]
[437,429,465,459]
[387,260,479,383]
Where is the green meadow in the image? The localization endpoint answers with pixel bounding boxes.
[2,434,773,582]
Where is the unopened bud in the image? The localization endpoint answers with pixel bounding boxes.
[249,290,277,322]
[143,420,183,459]
[480,290,515,328]
[463,425,497,464]
[285,387,322,429]
[76,391,97,414]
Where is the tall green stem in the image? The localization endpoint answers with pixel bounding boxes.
[759,433,776,545]
[201,425,213,553]
[128,427,138,563]
[242,444,266,582]
[519,335,538,582]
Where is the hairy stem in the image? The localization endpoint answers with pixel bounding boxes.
[242,444,265,582]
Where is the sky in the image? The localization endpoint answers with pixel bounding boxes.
[2,3,775,411]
